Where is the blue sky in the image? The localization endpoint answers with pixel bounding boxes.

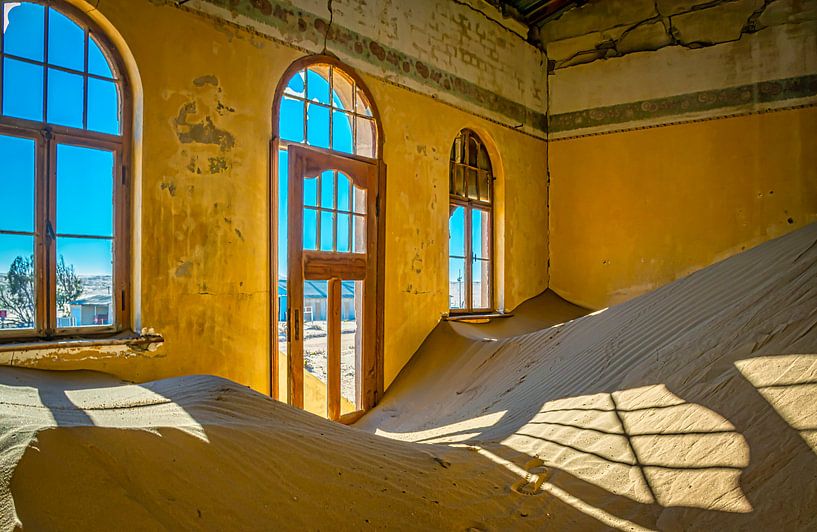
[0,2,118,276]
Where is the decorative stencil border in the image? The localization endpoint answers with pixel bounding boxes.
[196,0,549,133]
[550,74,817,136]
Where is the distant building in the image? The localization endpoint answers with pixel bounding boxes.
[68,295,112,327]
[278,280,357,322]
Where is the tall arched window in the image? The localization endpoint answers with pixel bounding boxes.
[0,1,129,338]
[449,129,493,313]
[272,56,384,422]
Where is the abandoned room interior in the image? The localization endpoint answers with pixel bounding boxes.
[0,0,815,528]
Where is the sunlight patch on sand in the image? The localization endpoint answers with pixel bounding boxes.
[374,410,508,443]
[736,354,817,454]
[502,384,751,512]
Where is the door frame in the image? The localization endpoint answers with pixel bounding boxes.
[286,144,379,421]
[270,55,387,420]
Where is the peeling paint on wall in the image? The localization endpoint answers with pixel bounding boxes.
[175,101,236,151]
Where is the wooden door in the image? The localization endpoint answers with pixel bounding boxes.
[286,144,379,421]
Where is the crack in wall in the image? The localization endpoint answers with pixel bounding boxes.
[543,0,803,70]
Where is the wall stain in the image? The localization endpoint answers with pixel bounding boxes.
[175,261,193,278]
[193,74,219,87]
[160,181,177,196]
[208,156,230,174]
[175,101,236,151]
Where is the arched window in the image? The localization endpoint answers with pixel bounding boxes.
[449,129,493,313]
[273,57,383,422]
[0,1,129,338]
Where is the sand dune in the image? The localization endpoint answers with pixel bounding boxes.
[2,223,816,530]
[359,222,817,530]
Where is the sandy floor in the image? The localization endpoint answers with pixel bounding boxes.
[1,223,816,530]
[278,320,359,403]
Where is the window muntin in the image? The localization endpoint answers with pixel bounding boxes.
[0,1,127,337]
[449,129,493,313]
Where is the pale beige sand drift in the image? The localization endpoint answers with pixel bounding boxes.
[2,223,816,530]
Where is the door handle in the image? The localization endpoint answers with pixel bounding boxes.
[293,308,300,342]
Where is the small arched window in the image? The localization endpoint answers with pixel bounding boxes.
[0,1,129,338]
[449,129,493,313]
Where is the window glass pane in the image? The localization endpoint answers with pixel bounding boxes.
[332,110,353,154]
[352,214,366,253]
[332,70,353,111]
[0,234,35,330]
[303,279,328,418]
[449,258,465,310]
[0,135,35,233]
[479,170,492,203]
[277,148,289,392]
[277,149,288,280]
[56,237,113,327]
[56,144,114,237]
[87,35,114,78]
[337,173,351,212]
[466,168,478,200]
[472,209,490,260]
[467,137,479,167]
[472,258,490,309]
[453,166,465,197]
[87,78,120,134]
[319,171,334,209]
[341,280,362,414]
[352,186,366,215]
[279,96,304,143]
[47,9,84,71]
[47,68,84,128]
[337,213,350,253]
[320,211,334,252]
[283,70,305,97]
[306,66,330,105]
[303,176,318,207]
[478,146,492,172]
[306,103,329,149]
[355,87,372,117]
[3,2,44,61]
[303,208,317,251]
[3,58,44,121]
[354,117,376,158]
[449,205,465,257]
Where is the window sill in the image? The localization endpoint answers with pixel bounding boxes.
[444,312,513,323]
[0,331,165,366]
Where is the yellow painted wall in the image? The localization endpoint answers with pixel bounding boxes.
[550,107,817,310]
[369,85,549,385]
[11,0,549,393]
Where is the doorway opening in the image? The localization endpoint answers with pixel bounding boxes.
[271,56,385,422]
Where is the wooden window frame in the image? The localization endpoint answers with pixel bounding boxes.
[448,129,494,315]
[270,55,387,420]
[0,0,132,341]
